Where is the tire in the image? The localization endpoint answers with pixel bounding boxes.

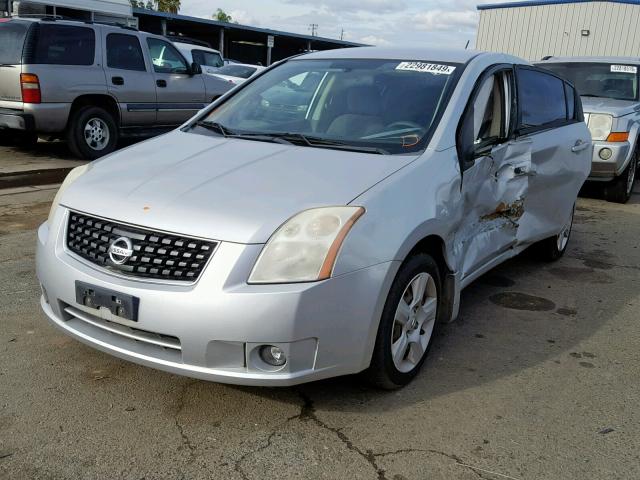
[533,203,575,262]
[67,106,118,160]
[364,253,441,389]
[603,150,637,204]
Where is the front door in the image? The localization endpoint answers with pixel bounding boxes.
[103,32,157,126]
[145,37,206,126]
[456,66,533,280]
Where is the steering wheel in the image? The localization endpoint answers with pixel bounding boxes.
[604,89,626,98]
[386,121,423,131]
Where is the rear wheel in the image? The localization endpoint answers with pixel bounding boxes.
[364,254,441,389]
[533,204,575,262]
[604,150,637,204]
[67,106,118,160]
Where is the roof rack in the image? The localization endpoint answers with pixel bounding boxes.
[166,35,213,48]
[541,55,554,60]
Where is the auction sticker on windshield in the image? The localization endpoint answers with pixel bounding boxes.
[396,62,456,75]
[611,65,638,74]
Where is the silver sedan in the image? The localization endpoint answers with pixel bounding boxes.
[37,47,591,388]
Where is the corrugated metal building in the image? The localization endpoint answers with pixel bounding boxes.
[476,0,640,61]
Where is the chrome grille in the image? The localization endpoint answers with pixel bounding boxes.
[66,211,217,282]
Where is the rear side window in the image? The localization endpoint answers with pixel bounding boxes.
[565,83,576,120]
[0,20,29,65]
[191,49,223,68]
[517,68,566,129]
[107,33,145,71]
[31,24,95,66]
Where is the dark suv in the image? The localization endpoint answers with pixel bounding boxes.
[0,17,234,159]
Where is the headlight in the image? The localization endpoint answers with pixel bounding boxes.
[47,164,90,224]
[249,206,365,284]
[587,114,613,141]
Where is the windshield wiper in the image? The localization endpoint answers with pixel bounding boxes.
[193,120,233,137]
[255,132,389,155]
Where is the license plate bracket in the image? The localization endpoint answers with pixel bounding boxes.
[75,281,139,322]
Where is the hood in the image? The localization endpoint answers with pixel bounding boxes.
[212,74,245,85]
[61,130,416,244]
[581,96,640,117]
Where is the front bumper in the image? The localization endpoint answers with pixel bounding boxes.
[36,209,397,386]
[589,140,631,181]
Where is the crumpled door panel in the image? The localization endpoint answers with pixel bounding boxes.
[455,138,533,279]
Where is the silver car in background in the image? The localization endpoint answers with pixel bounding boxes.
[37,48,591,388]
[537,57,640,203]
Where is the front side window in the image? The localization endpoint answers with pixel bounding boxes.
[540,62,638,101]
[192,49,223,68]
[31,24,95,66]
[147,38,188,74]
[471,71,511,145]
[196,59,462,155]
[517,69,567,129]
[107,33,145,71]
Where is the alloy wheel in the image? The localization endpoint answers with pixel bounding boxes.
[84,118,110,151]
[390,272,438,373]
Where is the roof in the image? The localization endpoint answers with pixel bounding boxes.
[132,8,364,47]
[537,55,640,64]
[478,0,640,10]
[299,47,483,63]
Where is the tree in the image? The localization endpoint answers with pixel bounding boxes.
[156,0,180,14]
[213,8,235,23]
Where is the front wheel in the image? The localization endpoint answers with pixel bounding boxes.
[67,106,118,160]
[604,151,637,204]
[364,254,441,389]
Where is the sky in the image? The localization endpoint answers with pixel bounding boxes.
[179,0,511,47]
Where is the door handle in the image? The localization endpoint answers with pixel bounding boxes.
[111,76,124,86]
[513,165,536,177]
[571,140,591,153]
[156,79,167,88]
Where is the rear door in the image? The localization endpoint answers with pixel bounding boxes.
[457,65,533,280]
[0,19,31,108]
[103,31,157,126]
[513,66,591,244]
[145,37,206,126]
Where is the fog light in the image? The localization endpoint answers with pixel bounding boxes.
[599,148,613,160]
[259,345,286,366]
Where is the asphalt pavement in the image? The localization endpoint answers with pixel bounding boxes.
[1,142,639,480]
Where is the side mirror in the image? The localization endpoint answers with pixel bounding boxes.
[190,62,202,75]
[457,109,477,171]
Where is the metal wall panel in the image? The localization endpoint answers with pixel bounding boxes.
[477,2,640,61]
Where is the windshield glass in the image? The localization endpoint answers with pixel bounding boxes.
[192,49,223,68]
[198,58,461,155]
[540,62,639,101]
[216,65,257,78]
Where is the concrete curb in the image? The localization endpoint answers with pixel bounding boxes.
[0,168,72,190]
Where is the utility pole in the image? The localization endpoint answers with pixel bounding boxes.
[340,28,344,40]
[309,23,318,37]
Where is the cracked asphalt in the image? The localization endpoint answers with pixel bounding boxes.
[1,145,640,480]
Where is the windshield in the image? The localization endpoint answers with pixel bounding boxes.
[192,49,223,68]
[540,62,639,101]
[197,58,461,155]
[216,65,258,78]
